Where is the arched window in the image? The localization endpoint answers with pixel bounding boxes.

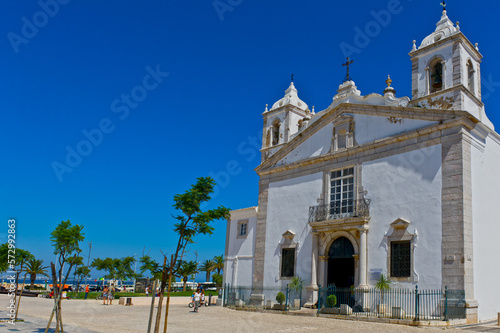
[272,120,281,146]
[429,59,443,93]
[467,60,475,94]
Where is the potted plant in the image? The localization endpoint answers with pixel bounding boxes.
[288,276,303,309]
[375,274,391,315]
[321,294,339,314]
[273,291,286,310]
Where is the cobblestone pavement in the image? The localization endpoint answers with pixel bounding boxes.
[1,294,498,332]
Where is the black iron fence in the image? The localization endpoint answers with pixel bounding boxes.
[317,285,465,321]
[223,284,302,310]
[309,199,370,223]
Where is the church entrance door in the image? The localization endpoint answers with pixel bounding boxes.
[327,236,355,288]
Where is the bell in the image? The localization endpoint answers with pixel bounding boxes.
[432,74,442,88]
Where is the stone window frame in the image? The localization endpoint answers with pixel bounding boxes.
[321,163,364,209]
[330,115,355,152]
[272,118,281,146]
[466,59,475,95]
[279,230,297,280]
[384,218,418,282]
[237,219,249,239]
[426,55,446,94]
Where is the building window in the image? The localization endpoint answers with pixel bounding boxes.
[429,59,443,93]
[272,120,281,146]
[237,220,248,239]
[331,116,355,152]
[391,241,411,278]
[337,129,347,149]
[330,168,354,216]
[467,60,475,94]
[281,248,295,278]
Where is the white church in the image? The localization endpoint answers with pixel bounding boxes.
[223,7,500,323]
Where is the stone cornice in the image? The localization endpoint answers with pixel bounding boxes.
[309,217,370,233]
[256,117,477,176]
[255,103,477,173]
[409,31,482,62]
[410,84,484,108]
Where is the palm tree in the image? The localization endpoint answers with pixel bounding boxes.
[199,260,214,282]
[177,261,198,292]
[375,274,391,304]
[25,259,49,290]
[212,255,224,275]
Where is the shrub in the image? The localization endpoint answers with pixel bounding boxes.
[276,291,285,305]
[288,276,303,292]
[326,294,337,308]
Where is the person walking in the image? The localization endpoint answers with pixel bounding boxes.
[102,285,109,305]
[193,288,201,313]
[84,284,89,300]
[145,285,149,297]
[108,283,115,305]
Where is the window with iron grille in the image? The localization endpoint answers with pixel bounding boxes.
[281,248,295,278]
[330,168,354,215]
[391,241,411,277]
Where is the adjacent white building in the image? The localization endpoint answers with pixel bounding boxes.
[223,8,500,323]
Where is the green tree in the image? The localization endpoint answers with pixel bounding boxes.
[91,256,136,288]
[0,243,34,320]
[176,260,198,292]
[155,177,230,333]
[46,220,85,333]
[212,254,224,275]
[74,266,91,296]
[199,260,214,282]
[211,273,223,290]
[25,258,48,290]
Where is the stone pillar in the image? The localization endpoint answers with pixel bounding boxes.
[425,67,430,95]
[305,233,319,308]
[318,256,328,287]
[358,225,369,288]
[352,254,359,287]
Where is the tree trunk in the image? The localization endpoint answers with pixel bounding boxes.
[153,257,167,333]
[30,273,36,290]
[205,271,210,282]
[14,274,27,320]
[182,278,187,292]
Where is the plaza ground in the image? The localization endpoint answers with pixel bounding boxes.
[0,294,498,332]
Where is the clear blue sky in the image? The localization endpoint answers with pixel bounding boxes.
[1,0,499,281]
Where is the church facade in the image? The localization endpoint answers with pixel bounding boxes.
[223,9,500,322]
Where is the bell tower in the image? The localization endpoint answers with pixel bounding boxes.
[409,7,493,129]
[261,79,310,161]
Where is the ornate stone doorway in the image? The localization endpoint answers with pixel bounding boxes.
[327,236,355,288]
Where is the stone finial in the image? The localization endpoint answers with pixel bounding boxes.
[311,106,315,114]
[384,75,396,96]
[456,21,460,31]
[265,104,268,112]
[475,43,479,51]
[411,40,417,51]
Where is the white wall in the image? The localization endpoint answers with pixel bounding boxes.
[363,145,443,289]
[354,114,436,146]
[225,208,257,287]
[471,132,500,320]
[263,173,323,290]
[276,123,333,166]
